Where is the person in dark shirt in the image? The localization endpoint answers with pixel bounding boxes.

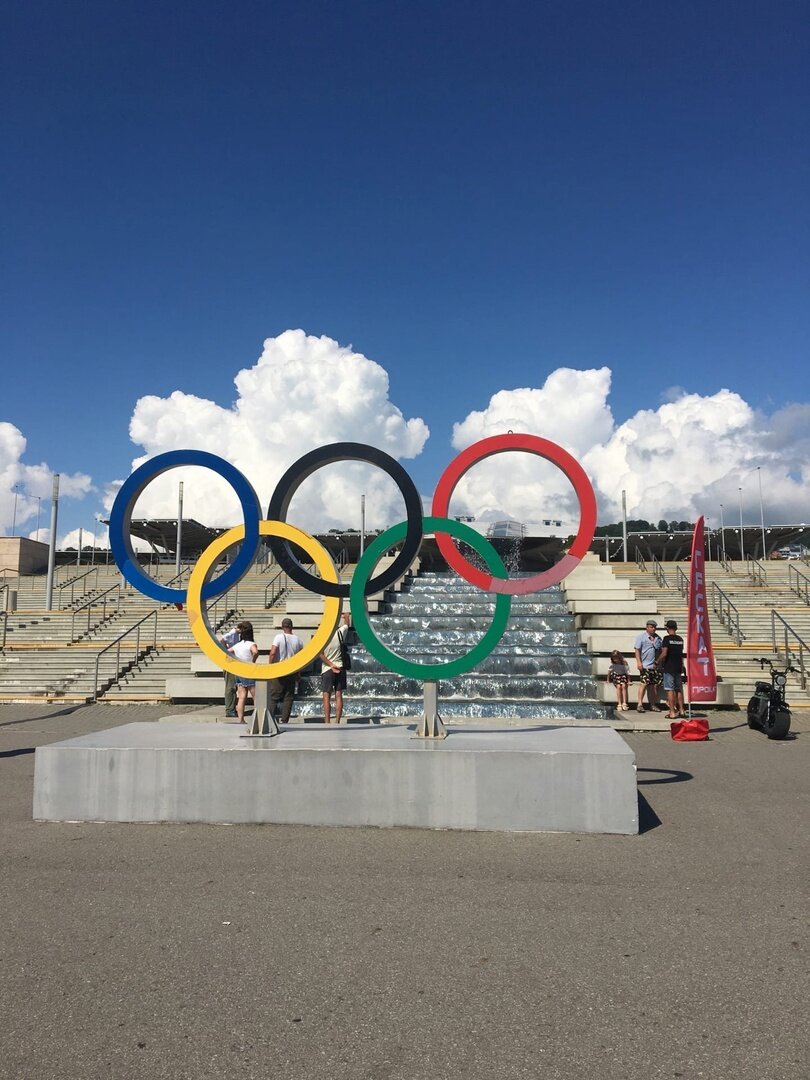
[657,619,686,719]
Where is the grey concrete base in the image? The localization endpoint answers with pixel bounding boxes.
[33,722,638,834]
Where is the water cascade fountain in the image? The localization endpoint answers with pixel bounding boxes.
[293,569,607,722]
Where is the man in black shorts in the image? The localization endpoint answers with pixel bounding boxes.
[318,611,352,724]
[657,619,686,719]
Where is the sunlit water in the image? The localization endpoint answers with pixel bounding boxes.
[294,571,606,720]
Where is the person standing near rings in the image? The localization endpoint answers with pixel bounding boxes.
[217,622,244,717]
[318,611,352,724]
[229,620,258,724]
[656,619,687,719]
[633,619,664,713]
[267,618,304,724]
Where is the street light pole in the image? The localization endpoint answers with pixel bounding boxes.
[35,496,41,541]
[175,482,184,578]
[11,483,21,536]
[738,487,745,562]
[757,467,767,560]
[45,474,60,610]
[719,504,726,562]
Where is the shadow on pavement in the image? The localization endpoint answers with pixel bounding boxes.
[637,791,661,833]
[0,703,91,728]
[637,767,693,785]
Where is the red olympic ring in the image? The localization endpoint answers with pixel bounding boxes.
[431,433,597,595]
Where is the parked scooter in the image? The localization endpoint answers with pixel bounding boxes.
[747,657,796,740]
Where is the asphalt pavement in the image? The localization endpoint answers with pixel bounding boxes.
[1,704,807,1080]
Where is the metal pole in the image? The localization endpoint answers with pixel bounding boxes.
[11,484,20,536]
[757,467,766,560]
[738,487,744,561]
[360,494,366,557]
[621,490,628,561]
[45,474,60,610]
[175,481,184,578]
[719,504,726,561]
[77,527,82,566]
[35,496,41,541]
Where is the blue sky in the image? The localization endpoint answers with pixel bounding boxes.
[2,0,808,543]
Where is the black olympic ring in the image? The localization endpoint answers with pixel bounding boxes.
[266,442,423,599]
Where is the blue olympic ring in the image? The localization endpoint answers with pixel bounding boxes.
[108,449,262,604]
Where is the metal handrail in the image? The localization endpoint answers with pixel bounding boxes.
[264,569,290,608]
[787,564,810,606]
[162,566,191,590]
[771,611,808,689]
[745,557,767,586]
[70,582,121,642]
[57,567,100,609]
[0,611,7,650]
[208,585,240,630]
[675,566,689,597]
[93,609,158,700]
[0,568,40,602]
[651,556,669,588]
[634,547,646,571]
[711,582,744,646]
[263,560,318,607]
[718,555,735,573]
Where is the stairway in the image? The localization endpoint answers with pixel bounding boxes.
[600,559,810,708]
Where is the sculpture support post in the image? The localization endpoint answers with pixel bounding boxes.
[415,681,447,738]
[242,680,280,738]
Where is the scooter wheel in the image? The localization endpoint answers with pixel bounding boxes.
[747,696,764,730]
[764,709,791,740]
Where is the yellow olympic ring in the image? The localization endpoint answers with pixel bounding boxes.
[186,520,342,680]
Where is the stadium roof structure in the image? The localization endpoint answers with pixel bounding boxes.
[592,524,809,563]
[126,519,222,557]
[114,518,808,573]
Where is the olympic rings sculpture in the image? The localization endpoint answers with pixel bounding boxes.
[109,435,597,681]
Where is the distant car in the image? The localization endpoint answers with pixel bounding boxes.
[777,545,805,560]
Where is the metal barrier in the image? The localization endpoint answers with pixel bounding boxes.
[718,555,734,573]
[70,582,121,642]
[771,611,808,689]
[635,547,646,572]
[93,610,158,700]
[745,557,767,586]
[57,567,100,609]
[787,564,810,606]
[711,582,744,645]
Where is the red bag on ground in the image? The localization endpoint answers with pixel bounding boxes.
[670,717,710,741]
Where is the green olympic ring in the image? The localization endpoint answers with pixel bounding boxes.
[349,516,512,680]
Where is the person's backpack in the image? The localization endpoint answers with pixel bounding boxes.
[338,629,352,671]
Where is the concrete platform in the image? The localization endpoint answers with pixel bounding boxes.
[33,721,639,834]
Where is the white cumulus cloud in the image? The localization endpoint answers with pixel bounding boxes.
[115,330,430,533]
[449,375,810,527]
[0,421,93,538]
